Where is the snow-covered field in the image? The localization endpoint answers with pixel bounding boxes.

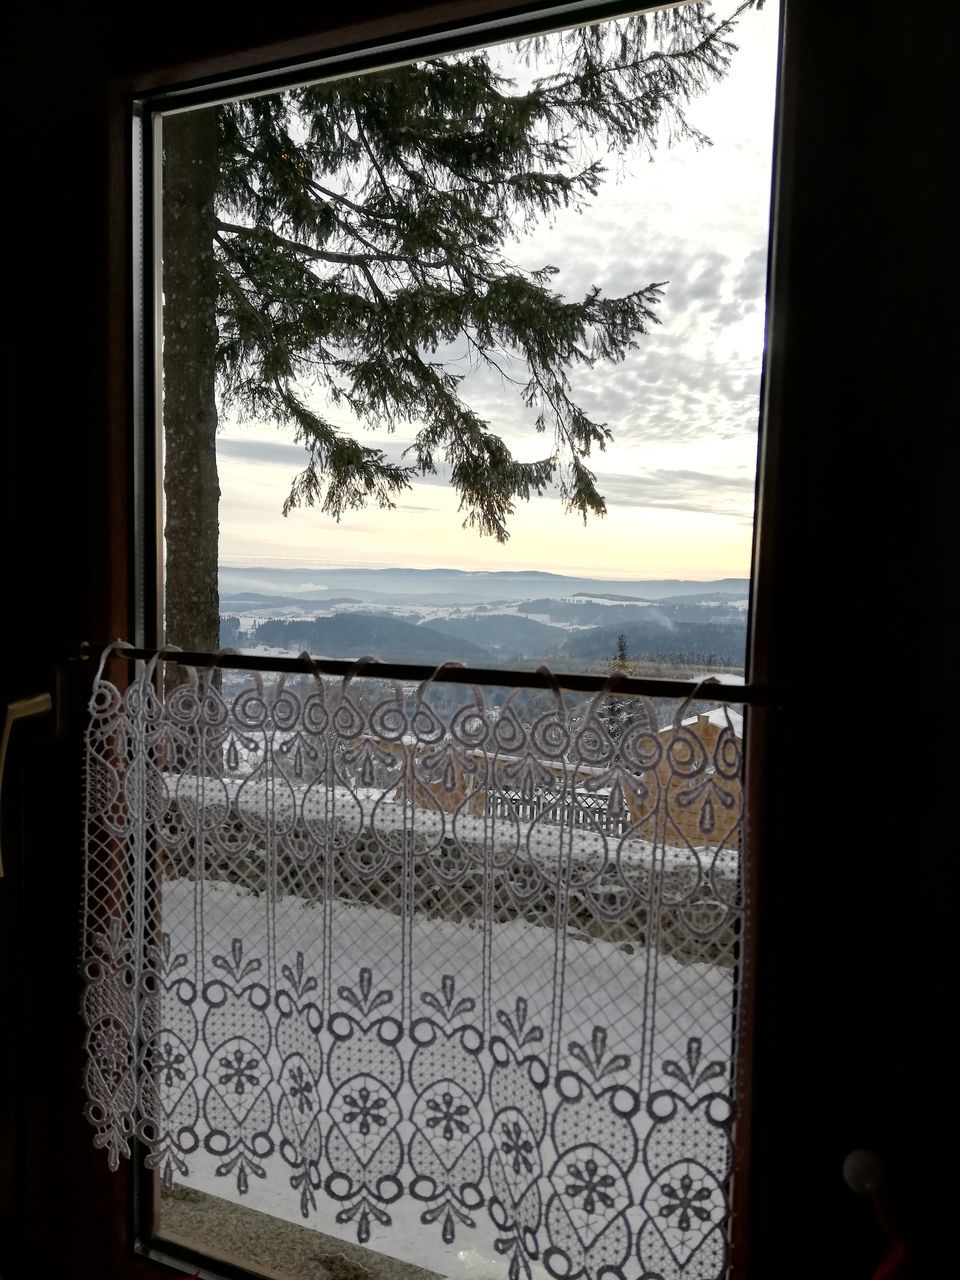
[165,877,734,1278]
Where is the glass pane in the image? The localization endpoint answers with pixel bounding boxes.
[149,1,779,1274]
[160,2,778,687]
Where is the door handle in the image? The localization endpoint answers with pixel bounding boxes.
[0,693,53,877]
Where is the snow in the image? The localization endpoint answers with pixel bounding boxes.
[166,773,741,884]
[680,706,744,736]
[567,596,653,608]
[165,872,734,1278]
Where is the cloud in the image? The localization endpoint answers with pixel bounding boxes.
[217,437,308,467]
[734,245,769,302]
[216,224,767,469]
[218,435,755,522]
[417,230,770,449]
[591,468,755,518]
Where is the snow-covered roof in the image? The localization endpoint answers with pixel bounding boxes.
[680,706,743,736]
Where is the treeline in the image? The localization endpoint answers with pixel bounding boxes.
[560,621,746,667]
[220,615,489,663]
[220,611,747,670]
[520,598,746,626]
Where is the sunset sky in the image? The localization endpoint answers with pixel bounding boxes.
[211,2,780,581]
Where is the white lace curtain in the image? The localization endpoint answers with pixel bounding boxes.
[81,647,745,1279]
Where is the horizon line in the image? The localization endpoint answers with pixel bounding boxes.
[219,560,750,582]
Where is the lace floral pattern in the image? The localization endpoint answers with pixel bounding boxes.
[82,654,744,1278]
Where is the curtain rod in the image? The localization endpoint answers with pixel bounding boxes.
[91,644,767,705]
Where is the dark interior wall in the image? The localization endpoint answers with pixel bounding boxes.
[745,3,949,1274]
[4,2,948,1276]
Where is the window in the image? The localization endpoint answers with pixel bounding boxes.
[10,1,943,1279]
[76,5,781,1279]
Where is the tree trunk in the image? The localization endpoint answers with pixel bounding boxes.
[162,108,220,654]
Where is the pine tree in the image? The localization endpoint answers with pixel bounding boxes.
[600,630,643,742]
[162,3,762,650]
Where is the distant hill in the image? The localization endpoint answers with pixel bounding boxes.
[561,621,747,666]
[521,599,656,626]
[251,615,492,664]
[520,598,734,625]
[655,592,749,606]
[221,565,749,604]
[426,613,566,656]
[221,593,361,609]
[570,592,653,603]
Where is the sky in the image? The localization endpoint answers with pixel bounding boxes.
[209,2,780,581]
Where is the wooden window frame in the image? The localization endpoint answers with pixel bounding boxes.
[127,5,782,1275]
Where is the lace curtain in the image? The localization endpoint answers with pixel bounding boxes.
[81,648,745,1279]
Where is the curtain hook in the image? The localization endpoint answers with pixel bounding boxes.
[298,650,326,684]
[340,654,380,695]
[415,659,466,704]
[577,667,631,732]
[195,646,239,693]
[672,674,723,732]
[146,643,183,691]
[535,663,566,717]
[91,639,132,692]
